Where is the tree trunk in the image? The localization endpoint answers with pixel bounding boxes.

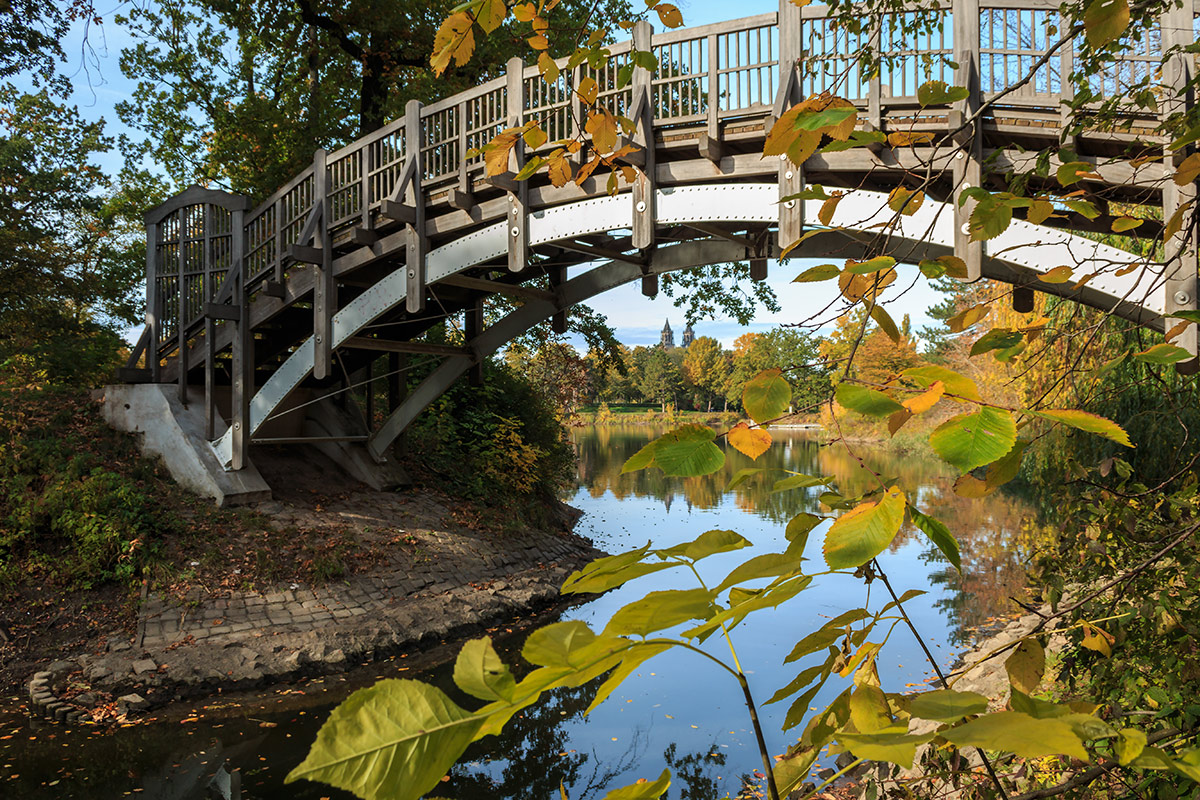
[360,46,387,135]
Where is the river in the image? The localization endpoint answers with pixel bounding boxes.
[0,424,1032,799]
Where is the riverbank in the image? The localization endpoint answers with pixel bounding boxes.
[17,484,603,724]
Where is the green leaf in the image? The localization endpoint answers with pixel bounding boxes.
[1031,409,1132,447]
[727,467,766,489]
[658,529,751,561]
[850,684,891,733]
[1116,728,1148,765]
[823,487,906,570]
[943,712,1088,760]
[835,383,905,417]
[561,544,679,594]
[907,505,961,570]
[821,129,888,152]
[602,768,671,799]
[1134,343,1194,365]
[715,552,805,592]
[285,679,484,800]
[916,79,970,106]
[1063,199,1101,219]
[523,620,599,667]
[767,661,831,706]
[970,328,1024,357]
[794,106,858,131]
[1083,0,1130,47]
[902,365,981,402]
[771,473,832,493]
[793,263,841,282]
[1005,639,1045,695]
[836,728,935,769]
[785,512,823,552]
[684,575,812,640]
[773,745,820,796]
[652,425,725,476]
[603,588,715,637]
[743,369,792,424]
[845,256,897,275]
[1056,161,1097,187]
[929,407,1017,473]
[621,440,658,473]
[908,689,988,722]
[968,195,1013,241]
[586,642,672,714]
[454,637,515,702]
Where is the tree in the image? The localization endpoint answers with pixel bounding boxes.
[638,346,682,411]
[0,85,151,383]
[681,336,730,411]
[728,329,827,413]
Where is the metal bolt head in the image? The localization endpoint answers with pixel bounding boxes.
[962,181,972,190]
[636,201,647,212]
[510,195,518,205]
[408,270,415,278]
[960,223,971,235]
[779,153,787,162]
[315,335,322,343]
[1176,291,1192,305]
[511,226,520,237]
[956,151,965,160]
[511,207,518,216]
[784,199,796,209]
[233,422,240,430]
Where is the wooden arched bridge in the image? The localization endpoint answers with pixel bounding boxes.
[122,0,1199,480]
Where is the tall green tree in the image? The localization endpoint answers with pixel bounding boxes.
[0,86,153,383]
[681,336,730,411]
[728,329,827,413]
[639,346,682,411]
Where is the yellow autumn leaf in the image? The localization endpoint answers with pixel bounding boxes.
[431,12,476,75]
[586,110,618,154]
[728,422,772,461]
[1039,265,1074,284]
[903,381,944,414]
[577,76,598,105]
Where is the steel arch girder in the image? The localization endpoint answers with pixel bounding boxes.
[212,183,1166,469]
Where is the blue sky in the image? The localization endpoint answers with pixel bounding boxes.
[39,0,945,349]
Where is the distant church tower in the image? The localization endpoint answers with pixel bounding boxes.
[660,319,675,349]
[681,323,695,347]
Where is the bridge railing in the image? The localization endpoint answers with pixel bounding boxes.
[141,0,1192,399]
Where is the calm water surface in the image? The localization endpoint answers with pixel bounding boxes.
[1,425,1033,799]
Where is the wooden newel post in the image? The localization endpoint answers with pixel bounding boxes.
[145,221,160,383]
[1162,2,1199,373]
[403,100,427,312]
[230,206,251,471]
[506,57,529,273]
[776,0,805,250]
[631,20,656,253]
[312,148,335,380]
[951,0,982,281]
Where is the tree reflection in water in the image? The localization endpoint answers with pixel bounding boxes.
[572,424,1034,646]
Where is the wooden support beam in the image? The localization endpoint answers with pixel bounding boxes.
[438,274,555,302]
[288,244,323,264]
[262,280,286,299]
[642,274,658,298]
[631,20,655,253]
[1012,285,1035,314]
[1163,2,1198,373]
[343,337,472,358]
[379,199,417,225]
[549,266,568,334]
[952,0,983,281]
[447,187,475,211]
[465,300,484,386]
[555,239,646,266]
[349,227,379,247]
[312,148,335,381]
[506,57,529,273]
[205,302,241,321]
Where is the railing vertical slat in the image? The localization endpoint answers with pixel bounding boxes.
[312,148,334,380]
[145,221,160,382]
[952,0,982,281]
[176,209,188,405]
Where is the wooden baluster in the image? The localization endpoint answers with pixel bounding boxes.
[1162,2,1198,373]
[699,33,721,162]
[449,98,475,211]
[313,148,335,380]
[204,203,216,438]
[951,0,982,281]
